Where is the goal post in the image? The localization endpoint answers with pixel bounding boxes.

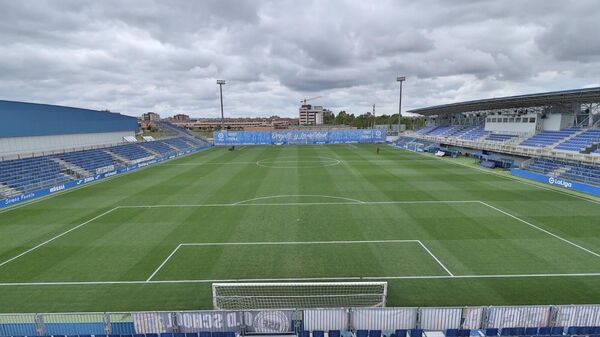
[212,282,388,309]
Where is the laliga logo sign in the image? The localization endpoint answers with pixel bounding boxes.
[548,176,572,188]
[218,132,225,140]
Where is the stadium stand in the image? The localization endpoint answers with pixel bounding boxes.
[519,128,580,148]
[0,157,69,195]
[522,158,600,185]
[485,133,518,142]
[457,125,488,140]
[554,128,600,152]
[0,136,208,198]
[108,143,153,161]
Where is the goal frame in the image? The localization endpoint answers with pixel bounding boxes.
[212,281,388,310]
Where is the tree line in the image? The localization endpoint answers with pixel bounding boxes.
[325,111,425,130]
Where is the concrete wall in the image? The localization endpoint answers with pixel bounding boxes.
[0,131,134,158]
[541,113,575,131]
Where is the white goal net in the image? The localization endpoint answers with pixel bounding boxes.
[212,282,388,309]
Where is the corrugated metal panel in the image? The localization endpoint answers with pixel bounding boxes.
[462,308,484,330]
[486,306,550,328]
[555,305,600,326]
[420,308,462,330]
[352,308,417,330]
[0,100,137,138]
[304,309,348,331]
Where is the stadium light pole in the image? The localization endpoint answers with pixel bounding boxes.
[396,76,406,133]
[217,80,226,130]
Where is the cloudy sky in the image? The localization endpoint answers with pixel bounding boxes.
[1,0,600,118]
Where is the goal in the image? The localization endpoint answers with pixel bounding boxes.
[212,282,388,309]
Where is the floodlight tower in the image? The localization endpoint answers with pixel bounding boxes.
[396,76,406,132]
[217,79,226,130]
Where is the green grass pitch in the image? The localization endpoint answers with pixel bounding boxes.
[0,144,599,313]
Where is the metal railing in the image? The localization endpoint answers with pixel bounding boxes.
[1,305,600,336]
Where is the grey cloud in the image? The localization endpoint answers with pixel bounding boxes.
[0,0,599,118]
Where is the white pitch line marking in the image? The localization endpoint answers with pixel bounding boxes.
[146,240,450,281]
[121,200,480,208]
[417,240,454,276]
[3,272,600,286]
[0,207,120,269]
[146,244,183,282]
[161,162,256,166]
[478,201,600,258]
[232,194,366,205]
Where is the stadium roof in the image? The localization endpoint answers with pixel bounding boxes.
[408,87,600,116]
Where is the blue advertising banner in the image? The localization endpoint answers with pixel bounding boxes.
[213,129,385,145]
[0,146,210,209]
[511,168,600,196]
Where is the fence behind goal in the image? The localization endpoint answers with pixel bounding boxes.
[212,282,388,310]
[2,305,600,336]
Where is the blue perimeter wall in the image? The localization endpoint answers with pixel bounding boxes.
[511,168,600,196]
[0,146,210,209]
[213,129,386,145]
[0,100,138,137]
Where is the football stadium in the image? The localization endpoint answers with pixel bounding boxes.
[0,88,599,336]
[2,1,600,337]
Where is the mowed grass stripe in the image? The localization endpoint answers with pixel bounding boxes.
[0,144,598,312]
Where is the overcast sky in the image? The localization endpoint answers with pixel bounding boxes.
[1,0,600,118]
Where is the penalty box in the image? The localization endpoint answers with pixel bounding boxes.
[146,240,453,282]
[2,199,600,284]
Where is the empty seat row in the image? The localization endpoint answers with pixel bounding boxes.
[0,137,208,196]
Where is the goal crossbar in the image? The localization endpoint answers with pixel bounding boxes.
[212,282,388,310]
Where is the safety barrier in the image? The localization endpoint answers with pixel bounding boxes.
[2,305,600,336]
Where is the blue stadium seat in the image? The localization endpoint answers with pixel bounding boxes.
[329,330,341,337]
[146,333,159,337]
[356,330,369,337]
[395,330,408,337]
[446,329,458,337]
[538,328,551,335]
[525,328,538,335]
[458,329,470,337]
[185,333,199,337]
[199,332,211,337]
[485,328,499,336]
[409,329,423,337]
[211,332,225,337]
[313,331,325,337]
[161,333,174,337]
[298,331,310,337]
[369,330,382,337]
[173,333,185,337]
[134,334,145,337]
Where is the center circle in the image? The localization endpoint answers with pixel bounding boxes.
[256,156,341,168]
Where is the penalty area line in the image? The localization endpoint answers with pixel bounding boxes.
[3,272,600,286]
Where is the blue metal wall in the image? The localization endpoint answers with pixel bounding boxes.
[0,101,138,137]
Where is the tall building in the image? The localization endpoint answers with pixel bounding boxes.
[299,105,332,126]
[141,112,160,121]
[172,114,190,122]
